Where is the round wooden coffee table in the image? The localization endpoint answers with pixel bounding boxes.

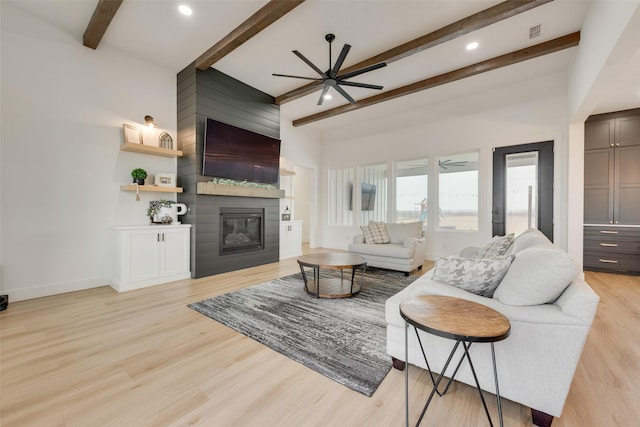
[297,253,367,298]
[400,295,511,427]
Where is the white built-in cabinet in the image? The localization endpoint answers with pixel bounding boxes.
[280,220,303,259]
[111,224,191,291]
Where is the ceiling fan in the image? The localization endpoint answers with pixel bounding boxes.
[439,160,469,170]
[273,33,386,106]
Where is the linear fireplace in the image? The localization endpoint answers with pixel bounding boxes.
[219,208,264,255]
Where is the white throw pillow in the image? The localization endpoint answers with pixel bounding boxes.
[493,244,579,306]
[472,234,514,259]
[432,255,515,298]
[512,228,551,253]
[384,222,422,244]
[360,222,390,244]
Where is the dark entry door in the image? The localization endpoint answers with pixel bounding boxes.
[492,141,554,240]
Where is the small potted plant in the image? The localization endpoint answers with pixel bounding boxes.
[131,168,147,185]
[147,200,175,224]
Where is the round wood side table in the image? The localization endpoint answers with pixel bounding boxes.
[400,295,511,427]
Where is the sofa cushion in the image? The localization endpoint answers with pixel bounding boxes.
[512,228,551,253]
[384,221,422,244]
[360,222,390,244]
[349,242,413,259]
[472,233,514,259]
[432,255,514,297]
[493,244,579,306]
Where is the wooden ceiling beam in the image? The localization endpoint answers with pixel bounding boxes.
[276,0,554,105]
[292,31,580,127]
[83,0,123,49]
[196,0,305,71]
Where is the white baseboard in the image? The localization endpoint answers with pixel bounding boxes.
[5,276,108,302]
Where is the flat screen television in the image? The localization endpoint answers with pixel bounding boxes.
[349,183,377,211]
[202,118,281,184]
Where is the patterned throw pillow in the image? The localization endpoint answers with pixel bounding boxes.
[433,255,515,297]
[472,233,515,259]
[360,222,390,244]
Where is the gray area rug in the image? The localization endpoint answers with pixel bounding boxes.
[188,267,419,396]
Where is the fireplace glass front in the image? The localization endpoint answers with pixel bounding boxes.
[219,208,264,255]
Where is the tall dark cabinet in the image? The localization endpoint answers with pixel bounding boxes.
[584,108,640,275]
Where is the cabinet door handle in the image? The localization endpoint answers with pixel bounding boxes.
[600,230,619,234]
[599,259,619,264]
[157,233,160,242]
[600,243,618,247]
[162,233,165,242]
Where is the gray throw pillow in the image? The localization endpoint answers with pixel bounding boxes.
[473,233,514,259]
[433,255,515,297]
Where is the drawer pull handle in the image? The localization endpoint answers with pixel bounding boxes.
[600,230,619,234]
[599,243,619,247]
[599,259,619,264]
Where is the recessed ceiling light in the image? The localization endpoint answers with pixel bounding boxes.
[179,5,192,16]
[466,41,479,51]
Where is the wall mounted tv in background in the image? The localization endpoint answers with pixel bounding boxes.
[203,118,281,184]
[349,183,377,211]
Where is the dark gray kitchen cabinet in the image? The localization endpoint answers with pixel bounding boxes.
[585,108,640,150]
[584,108,640,275]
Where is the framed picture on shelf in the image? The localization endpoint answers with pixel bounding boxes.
[154,173,176,187]
[123,124,142,144]
[281,213,291,221]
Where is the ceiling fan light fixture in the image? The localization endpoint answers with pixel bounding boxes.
[466,41,479,51]
[324,93,332,100]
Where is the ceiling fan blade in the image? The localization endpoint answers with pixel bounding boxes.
[338,62,387,80]
[330,44,351,78]
[272,73,323,81]
[280,80,325,98]
[338,81,383,90]
[333,84,356,104]
[317,85,331,106]
[293,50,327,78]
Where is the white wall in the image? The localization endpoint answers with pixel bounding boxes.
[1,4,177,301]
[317,71,570,260]
[279,119,322,248]
[568,0,640,121]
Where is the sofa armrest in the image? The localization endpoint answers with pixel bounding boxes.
[404,237,426,264]
[459,246,482,258]
[353,234,365,244]
[554,275,600,325]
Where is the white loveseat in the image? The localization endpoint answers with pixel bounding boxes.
[349,222,426,275]
[385,229,600,427]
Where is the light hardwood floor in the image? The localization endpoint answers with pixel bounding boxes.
[1,248,639,427]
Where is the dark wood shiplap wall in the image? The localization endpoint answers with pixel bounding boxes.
[177,65,280,278]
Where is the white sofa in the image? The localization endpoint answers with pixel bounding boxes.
[385,229,600,427]
[349,222,426,275]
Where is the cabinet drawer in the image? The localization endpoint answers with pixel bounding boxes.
[583,239,640,255]
[584,252,640,274]
[584,226,640,240]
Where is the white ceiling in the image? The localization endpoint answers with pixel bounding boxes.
[7,0,640,134]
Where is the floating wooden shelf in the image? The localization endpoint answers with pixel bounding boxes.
[120,142,183,158]
[280,168,296,176]
[197,182,284,198]
[120,185,183,193]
